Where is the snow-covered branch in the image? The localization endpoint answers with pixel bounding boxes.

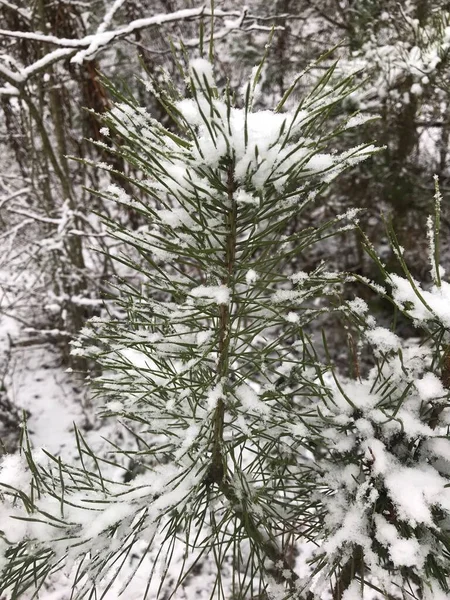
[95,0,128,35]
[0,47,75,92]
[6,207,62,225]
[0,187,30,210]
[0,6,270,90]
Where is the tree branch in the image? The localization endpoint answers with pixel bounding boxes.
[0,6,282,86]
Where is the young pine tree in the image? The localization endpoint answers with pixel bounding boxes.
[2,50,449,600]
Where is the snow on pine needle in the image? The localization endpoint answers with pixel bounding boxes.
[308,328,450,599]
[313,196,450,600]
[2,47,426,600]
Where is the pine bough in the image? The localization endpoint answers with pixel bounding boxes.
[0,49,449,600]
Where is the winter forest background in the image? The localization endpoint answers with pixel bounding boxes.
[1,1,450,599]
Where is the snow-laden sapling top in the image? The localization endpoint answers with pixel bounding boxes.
[0,53,385,599]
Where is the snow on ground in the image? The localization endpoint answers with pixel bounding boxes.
[6,344,84,456]
[0,315,85,457]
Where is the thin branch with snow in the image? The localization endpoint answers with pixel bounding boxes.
[0,6,277,92]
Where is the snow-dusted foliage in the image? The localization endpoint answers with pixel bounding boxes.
[0,47,449,600]
[310,323,450,599]
[334,4,450,111]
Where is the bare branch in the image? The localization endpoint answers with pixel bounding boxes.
[302,0,347,30]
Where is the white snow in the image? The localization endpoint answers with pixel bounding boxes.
[390,274,450,328]
[235,382,270,417]
[174,65,373,194]
[385,465,450,525]
[366,326,401,354]
[347,297,369,315]
[190,58,215,87]
[424,437,450,463]
[189,284,230,305]
[206,382,224,411]
[344,113,377,129]
[374,514,425,568]
[0,453,29,491]
[415,372,445,400]
[410,82,423,95]
[341,581,363,600]
[286,312,300,323]
[245,269,258,284]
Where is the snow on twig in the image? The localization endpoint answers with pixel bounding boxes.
[6,207,62,225]
[0,187,31,209]
[0,6,273,86]
[0,47,75,91]
[70,7,240,63]
[96,0,128,35]
[0,61,23,84]
[128,8,273,55]
[0,217,33,240]
[0,84,18,96]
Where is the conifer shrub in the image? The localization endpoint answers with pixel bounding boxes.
[1,48,449,600]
